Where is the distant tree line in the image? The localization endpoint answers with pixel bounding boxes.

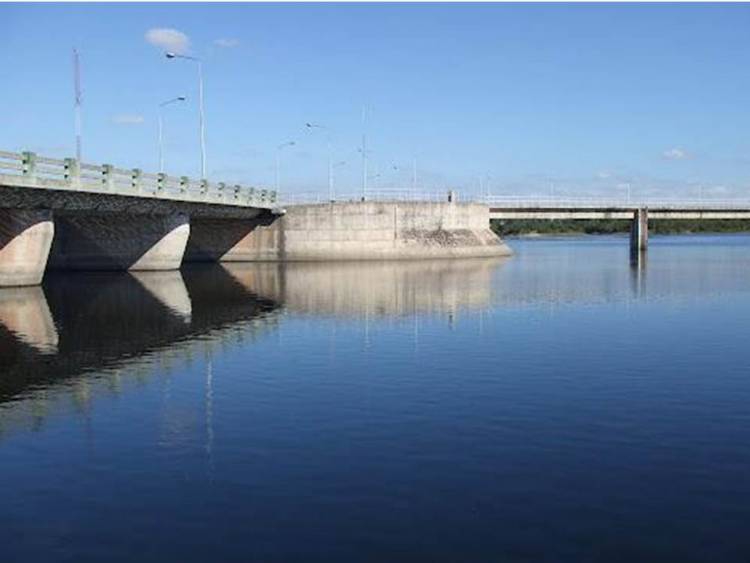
[491,218,750,236]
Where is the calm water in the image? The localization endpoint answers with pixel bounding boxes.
[2,235,750,562]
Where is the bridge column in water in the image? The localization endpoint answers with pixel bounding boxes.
[0,209,55,286]
[48,212,190,272]
[630,208,648,252]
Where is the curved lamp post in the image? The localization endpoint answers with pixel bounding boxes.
[275,141,296,192]
[166,52,207,179]
[158,96,186,173]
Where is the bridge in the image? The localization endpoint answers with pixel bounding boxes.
[488,197,750,252]
[0,150,279,287]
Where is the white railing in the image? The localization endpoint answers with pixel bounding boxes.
[0,150,277,209]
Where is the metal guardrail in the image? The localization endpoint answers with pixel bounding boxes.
[278,189,457,205]
[0,150,277,208]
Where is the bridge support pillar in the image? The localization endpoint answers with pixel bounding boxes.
[49,213,190,271]
[630,208,648,253]
[184,214,280,262]
[0,209,54,287]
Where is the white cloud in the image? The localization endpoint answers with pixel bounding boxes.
[662,147,690,161]
[145,28,190,55]
[112,114,145,125]
[596,171,611,179]
[214,38,240,48]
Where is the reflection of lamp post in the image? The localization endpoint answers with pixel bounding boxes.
[158,96,186,173]
[165,52,206,178]
[275,141,295,192]
[330,160,346,201]
[306,122,332,199]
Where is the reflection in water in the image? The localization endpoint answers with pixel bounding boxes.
[0,267,280,437]
[129,271,193,322]
[630,248,648,299]
[223,258,509,317]
[0,286,58,354]
[4,237,750,561]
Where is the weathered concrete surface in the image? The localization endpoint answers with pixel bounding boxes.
[0,209,54,286]
[48,212,189,271]
[184,214,280,262]
[212,202,512,261]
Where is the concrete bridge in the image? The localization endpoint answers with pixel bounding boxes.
[488,197,750,252]
[0,150,279,287]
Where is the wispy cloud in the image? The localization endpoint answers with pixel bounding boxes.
[214,38,240,48]
[145,28,190,55]
[662,147,690,161]
[112,114,145,125]
[596,170,612,179]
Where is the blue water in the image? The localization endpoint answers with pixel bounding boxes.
[2,235,750,562]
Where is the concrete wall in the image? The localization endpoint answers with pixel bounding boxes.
[209,201,511,261]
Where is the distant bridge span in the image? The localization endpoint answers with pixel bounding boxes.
[488,197,750,253]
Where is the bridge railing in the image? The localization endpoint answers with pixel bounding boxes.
[279,189,456,205]
[485,195,750,210]
[0,150,277,208]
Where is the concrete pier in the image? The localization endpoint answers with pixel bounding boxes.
[49,213,190,271]
[214,201,512,261]
[630,208,648,252]
[0,209,54,286]
[185,215,280,262]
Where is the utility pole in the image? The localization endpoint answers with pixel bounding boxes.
[73,48,82,162]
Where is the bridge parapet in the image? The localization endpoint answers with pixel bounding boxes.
[0,150,277,208]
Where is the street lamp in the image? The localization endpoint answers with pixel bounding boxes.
[275,141,296,192]
[165,52,207,179]
[305,122,333,200]
[158,96,186,173]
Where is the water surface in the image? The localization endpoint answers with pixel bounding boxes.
[2,235,750,562]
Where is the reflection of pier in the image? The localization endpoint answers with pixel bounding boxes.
[221,258,509,318]
[0,267,281,404]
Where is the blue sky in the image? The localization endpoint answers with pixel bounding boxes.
[3,2,750,198]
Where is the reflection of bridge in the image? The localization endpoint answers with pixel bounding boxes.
[489,198,750,252]
[0,267,281,404]
[0,150,280,287]
[0,260,509,437]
